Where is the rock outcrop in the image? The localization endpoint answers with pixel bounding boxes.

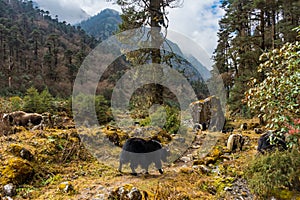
[189,96,225,131]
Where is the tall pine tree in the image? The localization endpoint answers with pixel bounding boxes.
[109,0,183,116]
[213,0,300,116]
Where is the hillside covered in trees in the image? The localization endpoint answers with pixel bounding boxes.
[78,8,122,40]
[0,0,98,97]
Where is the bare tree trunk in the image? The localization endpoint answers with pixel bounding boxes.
[271,9,276,49]
[150,0,164,104]
[260,9,265,50]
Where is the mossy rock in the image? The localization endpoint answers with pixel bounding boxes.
[0,157,34,185]
[151,130,172,144]
[11,126,27,133]
[194,155,220,166]
[204,156,218,165]
[8,144,24,155]
[103,125,129,147]
[211,176,235,194]
[193,159,205,165]
[209,146,223,158]
[8,144,34,161]
[180,166,194,174]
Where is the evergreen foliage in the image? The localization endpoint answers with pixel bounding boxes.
[72,93,112,125]
[78,9,122,40]
[23,87,53,113]
[0,0,98,97]
[246,27,300,147]
[213,0,300,116]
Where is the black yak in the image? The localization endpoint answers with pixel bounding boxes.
[118,138,169,175]
[257,131,287,154]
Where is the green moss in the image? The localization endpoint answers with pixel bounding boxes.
[1,157,34,185]
[273,189,294,200]
[8,144,24,155]
[212,176,235,194]
[42,174,62,186]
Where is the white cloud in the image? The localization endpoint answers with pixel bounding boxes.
[34,0,225,67]
[35,0,121,24]
[167,0,225,67]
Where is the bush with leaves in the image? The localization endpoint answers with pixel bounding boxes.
[245,27,300,147]
[140,104,180,134]
[72,93,112,125]
[246,149,300,199]
[23,87,54,113]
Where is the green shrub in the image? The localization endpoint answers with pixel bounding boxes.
[23,87,54,113]
[245,149,300,199]
[140,105,180,134]
[72,93,112,125]
[246,27,300,147]
[22,87,40,112]
[0,97,14,113]
[9,96,23,111]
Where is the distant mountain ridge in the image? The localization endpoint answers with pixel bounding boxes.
[79,9,211,80]
[78,9,122,40]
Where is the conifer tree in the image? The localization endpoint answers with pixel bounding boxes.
[213,0,300,116]
[109,0,183,115]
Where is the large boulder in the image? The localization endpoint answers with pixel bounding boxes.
[189,96,225,131]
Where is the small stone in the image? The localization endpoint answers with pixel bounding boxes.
[241,191,248,196]
[109,184,145,200]
[224,186,232,191]
[198,165,210,174]
[127,187,142,199]
[180,156,191,162]
[174,137,185,143]
[254,128,263,134]
[3,197,13,200]
[3,183,16,197]
[20,148,34,161]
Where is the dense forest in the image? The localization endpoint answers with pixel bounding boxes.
[0,0,98,97]
[212,0,300,116]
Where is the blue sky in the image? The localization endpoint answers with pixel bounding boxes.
[35,0,225,67]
